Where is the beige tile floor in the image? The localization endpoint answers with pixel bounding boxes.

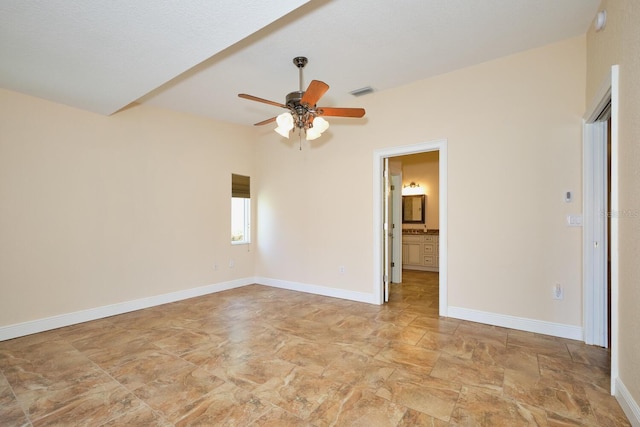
[0,271,630,426]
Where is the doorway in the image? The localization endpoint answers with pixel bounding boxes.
[373,140,448,314]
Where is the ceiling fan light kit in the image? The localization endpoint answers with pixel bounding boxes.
[274,112,294,137]
[238,56,365,144]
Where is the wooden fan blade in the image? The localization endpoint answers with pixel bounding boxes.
[317,107,366,118]
[300,80,329,106]
[254,116,277,126]
[238,93,286,109]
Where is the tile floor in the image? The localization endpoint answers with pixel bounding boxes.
[0,271,630,426]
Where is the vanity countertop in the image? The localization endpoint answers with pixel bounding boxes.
[403,229,439,235]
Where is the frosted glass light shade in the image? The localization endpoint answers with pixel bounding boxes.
[306,116,329,140]
[274,112,294,138]
[314,116,329,132]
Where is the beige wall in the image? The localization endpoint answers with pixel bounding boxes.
[587,0,640,410]
[0,89,255,325]
[255,36,586,325]
[1,36,588,341]
[400,151,440,230]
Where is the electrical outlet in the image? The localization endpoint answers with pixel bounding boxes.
[553,284,564,300]
[229,259,235,268]
[339,266,345,274]
[213,264,218,271]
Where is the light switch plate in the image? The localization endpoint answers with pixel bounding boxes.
[567,214,583,227]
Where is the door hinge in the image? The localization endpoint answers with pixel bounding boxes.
[391,185,395,191]
[391,262,395,267]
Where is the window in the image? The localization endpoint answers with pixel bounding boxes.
[231,174,250,244]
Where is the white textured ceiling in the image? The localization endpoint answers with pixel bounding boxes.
[0,0,308,115]
[1,0,600,125]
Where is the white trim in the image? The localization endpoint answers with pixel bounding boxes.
[448,306,583,341]
[583,65,619,395]
[584,68,612,122]
[373,140,448,314]
[256,277,377,304]
[615,378,640,426]
[609,65,620,396]
[0,278,254,341]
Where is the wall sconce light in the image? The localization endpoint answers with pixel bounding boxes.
[402,182,425,195]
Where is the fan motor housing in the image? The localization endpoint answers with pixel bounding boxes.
[285,91,304,108]
[286,91,314,118]
[285,91,314,127]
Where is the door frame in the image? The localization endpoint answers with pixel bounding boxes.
[583,65,619,394]
[373,139,448,314]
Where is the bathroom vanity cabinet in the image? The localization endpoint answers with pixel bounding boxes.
[402,232,439,272]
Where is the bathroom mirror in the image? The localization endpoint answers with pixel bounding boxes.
[402,195,425,224]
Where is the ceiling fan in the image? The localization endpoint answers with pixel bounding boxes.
[238,56,366,141]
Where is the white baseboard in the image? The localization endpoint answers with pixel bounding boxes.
[615,377,640,426]
[447,306,583,341]
[3,282,586,343]
[256,277,377,305]
[0,277,255,341]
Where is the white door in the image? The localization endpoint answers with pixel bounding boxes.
[391,174,402,283]
[584,119,609,347]
[383,158,391,302]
